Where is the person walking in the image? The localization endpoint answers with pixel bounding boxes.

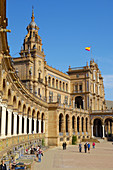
[87,143,90,153]
[38,148,43,162]
[92,142,95,148]
[84,143,87,153]
[79,142,82,153]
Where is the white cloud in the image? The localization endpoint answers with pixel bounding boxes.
[103,75,113,89]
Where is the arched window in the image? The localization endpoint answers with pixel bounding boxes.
[59,81,62,90]
[66,83,68,92]
[63,82,65,91]
[56,79,58,89]
[77,117,79,132]
[82,117,84,132]
[72,116,75,130]
[52,78,55,88]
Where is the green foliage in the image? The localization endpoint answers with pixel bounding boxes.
[72,135,77,145]
[42,138,45,146]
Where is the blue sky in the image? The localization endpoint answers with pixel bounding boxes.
[7,0,113,100]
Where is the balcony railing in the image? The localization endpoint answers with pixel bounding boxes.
[73,90,83,93]
[92,110,113,113]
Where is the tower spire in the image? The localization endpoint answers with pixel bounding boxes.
[31,6,35,22]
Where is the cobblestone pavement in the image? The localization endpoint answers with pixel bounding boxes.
[33,142,113,170]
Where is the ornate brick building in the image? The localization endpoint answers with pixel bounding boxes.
[0,0,113,154]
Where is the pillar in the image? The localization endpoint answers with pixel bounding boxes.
[19,115,22,135]
[7,109,12,137]
[34,119,36,134]
[13,112,17,135]
[38,119,41,133]
[1,105,7,138]
[91,125,93,138]
[24,116,27,134]
[112,122,113,135]
[102,125,105,138]
[75,116,77,135]
[83,118,86,135]
[29,117,32,134]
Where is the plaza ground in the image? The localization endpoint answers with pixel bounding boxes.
[33,141,113,170]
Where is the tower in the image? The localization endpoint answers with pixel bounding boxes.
[13,7,46,99]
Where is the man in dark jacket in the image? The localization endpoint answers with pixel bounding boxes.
[0,160,7,170]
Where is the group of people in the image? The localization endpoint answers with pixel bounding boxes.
[27,145,43,162]
[79,142,95,153]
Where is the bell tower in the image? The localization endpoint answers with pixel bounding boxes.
[13,7,46,99]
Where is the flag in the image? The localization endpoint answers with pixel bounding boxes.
[85,47,91,51]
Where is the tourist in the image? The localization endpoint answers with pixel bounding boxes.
[64,142,67,150]
[92,142,95,148]
[87,143,90,153]
[84,143,87,153]
[0,159,7,170]
[38,148,43,162]
[30,145,34,154]
[35,145,40,162]
[62,142,66,150]
[79,142,82,152]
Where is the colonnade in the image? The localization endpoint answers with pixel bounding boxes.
[0,105,45,138]
[59,114,90,137]
[91,118,113,138]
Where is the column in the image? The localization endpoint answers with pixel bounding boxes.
[19,115,22,135]
[1,105,7,138]
[13,112,17,135]
[102,125,105,138]
[38,119,41,133]
[24,116,27,134]
[7,109,12,137]
[91,125,93,138]
[83,118,86,135]
[75,116,77,135]
[34,119,36,134]
[29,117,32,134]
[87,119,90,135]
[112,122,113,135]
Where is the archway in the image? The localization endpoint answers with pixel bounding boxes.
[66,114,69,133]
[82,117,84,132]
[104,118,113,137]
[72,116,75,131]
[59,113,63,133]
[93,118,102,137]
[36,111,40,133]
[75,96,83,109]
[41,113,44,133]
[77,117,80,132]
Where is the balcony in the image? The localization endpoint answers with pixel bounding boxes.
[73,90,83,93]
